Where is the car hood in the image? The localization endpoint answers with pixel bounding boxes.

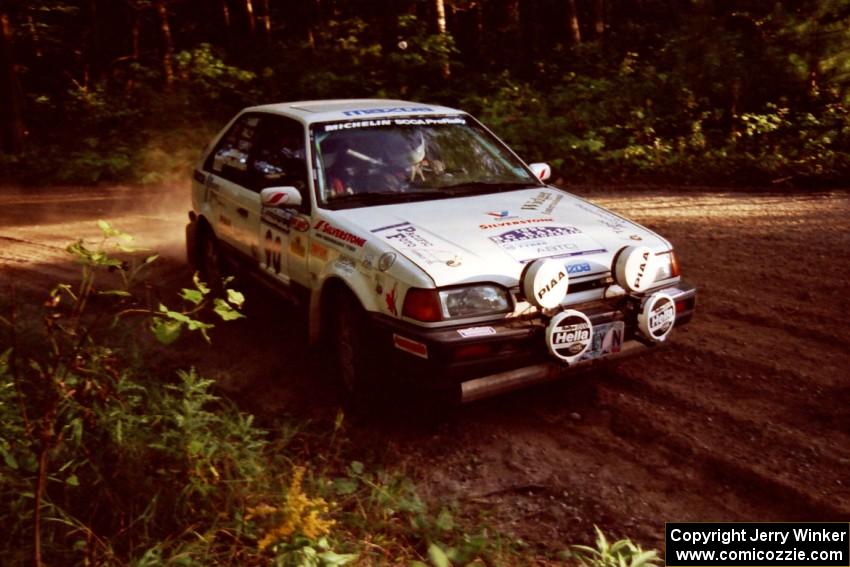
[338,188,671,287]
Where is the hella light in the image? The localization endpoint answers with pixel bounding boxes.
[438,285,511,319]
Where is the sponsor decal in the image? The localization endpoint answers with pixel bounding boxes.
[291,216,311,233]
[310,242,329,261]
[522,258,570,309]
[522,191,563,215]
[573,201,632,234]
[638,292,676,342]
[630,234,643,241]
[392,334,428,359]
[264,228,283,274]
[567,261,592,275]
[487,210,517,219]
[612,245,657,293]
[290,236,306,258]
[492,225,582,244]
[334,256,356,275]
[479,217,553,230]
[262,208,294,233]
[491,225,606,263]
[218,214,232,227]
[372,221,463,266]
[314,220,366,251]
[378,252,396,271]
[546,310,594,363]
[323,117,464,132]
[385,283,398,316]
[393,117,465,126]
[457,326,497,338]
[342,106,433,117]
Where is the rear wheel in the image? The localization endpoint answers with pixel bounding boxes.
[198,229,225,292]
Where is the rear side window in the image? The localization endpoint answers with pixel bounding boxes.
[205,114,261,186]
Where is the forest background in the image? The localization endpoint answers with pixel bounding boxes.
[1,0,849,187]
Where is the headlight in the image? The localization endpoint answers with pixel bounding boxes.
[403,285,512,322]
[654,251,681,281]
[438,285,511,319]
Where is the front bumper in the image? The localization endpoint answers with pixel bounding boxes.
[368,281,697,402]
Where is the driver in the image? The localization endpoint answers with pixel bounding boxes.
[380,132,444,191]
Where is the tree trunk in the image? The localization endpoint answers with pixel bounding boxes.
[566,0,582,45]
[243,0,256,36]
[221,0,231,30]
[593,0,605,38]
[435,0,450,78]
[155,1,175,89]
[0,10,25,154]
[259,0,271,44]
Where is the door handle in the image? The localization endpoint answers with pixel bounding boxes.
[236,207,249,218]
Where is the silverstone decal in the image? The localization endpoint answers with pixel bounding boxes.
[457,326,497,338]
[638,292,675,342]
[613,245,657,293]
[487,210,517,220]
[372,222,462,267]
[522,258,570,309]
[522,191,563,215]
[261,208,294,233]
[490,225,606,263]
[546,310,593,363]
[314,220,366,251]
[479,216,553,230]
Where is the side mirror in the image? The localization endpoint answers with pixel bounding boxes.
[529,163,551,182]
[260,186,302,208]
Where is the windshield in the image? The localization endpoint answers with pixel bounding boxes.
[311,115,540,208]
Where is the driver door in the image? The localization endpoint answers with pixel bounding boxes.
[248,116,310,286]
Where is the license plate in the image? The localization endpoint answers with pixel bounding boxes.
[578,321,624,362]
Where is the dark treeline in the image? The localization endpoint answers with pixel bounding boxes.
[1,0,849,185]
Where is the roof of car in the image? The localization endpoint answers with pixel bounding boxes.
[244,99,465,124]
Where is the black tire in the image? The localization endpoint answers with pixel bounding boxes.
[198,229,225,293]
[331,293,383,409]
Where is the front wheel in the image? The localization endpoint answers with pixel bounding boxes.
[332,294,383,408]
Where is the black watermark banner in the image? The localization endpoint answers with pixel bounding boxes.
[665,523,850,567]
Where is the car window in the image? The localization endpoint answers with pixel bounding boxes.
[206,114,261,186]
[311,115,540,208]
[248,116,308,194]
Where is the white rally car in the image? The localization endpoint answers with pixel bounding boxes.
[186,99,696,403]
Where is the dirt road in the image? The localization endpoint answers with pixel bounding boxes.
[1,185,848,554]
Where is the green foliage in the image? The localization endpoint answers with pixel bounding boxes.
[3,1,849,186]
[566,527,661,567]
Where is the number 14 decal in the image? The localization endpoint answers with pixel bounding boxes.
[264,229,282,274]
